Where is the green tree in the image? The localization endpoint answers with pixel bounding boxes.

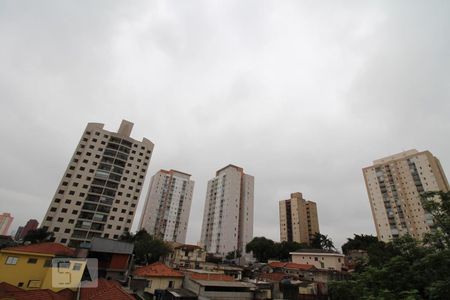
[246,237,277,262]
[421,191,450,248]
[131,229,172,264]
[23,228,54,244]
[329,191,450,300]
[277,241,310,260]
[225,249,241,260]
[310,233,335,250]
[341,234,379,255]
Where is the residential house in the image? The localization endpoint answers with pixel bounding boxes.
[184,272,256,300]
[0,243,86,291]
[290,249,345,271]
[132,262,184,296]
[165,243,206,269]
[82,237,134,281]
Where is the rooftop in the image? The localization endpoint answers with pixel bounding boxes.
[191,279,255,288]
[89,237,134,254]
[80,279,134,300]
[268,261,316,271]
[134,262,184,278]
[188,272,235,281]
[0,282,74,300]
[2,242,76,257]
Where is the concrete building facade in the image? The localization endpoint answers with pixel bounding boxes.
[0,213,14,236]
[139,169,194,243]
[41,120,154,246]
[279,193,319,245]
[200,165,254,257]
[363,149,449,242]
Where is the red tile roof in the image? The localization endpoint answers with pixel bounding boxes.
[2,242,76,257]
[0,282,74,300]
[188,272,235,281]
[80,279,134,300]
[268,261,288,268]
[285,262,316,271]
[134,262,184,278]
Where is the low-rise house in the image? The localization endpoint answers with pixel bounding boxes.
[183,272,255,300]
[165,243,206,269]
[0,242,86,292]
[82,237,134,281]
[132,262,184,296]
[290,249,345,271]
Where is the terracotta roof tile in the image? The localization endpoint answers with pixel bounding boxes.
[2,242,76,257]
[268,261,315,271]
[0,283,74,300]
[284,262,316,270]
[80,279,134,300]
[134,262,184,278]
[268,262,287,268]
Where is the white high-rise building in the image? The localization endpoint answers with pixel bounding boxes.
[139,169,194,243]
[200,165,254,257]
[41,120,154,246]
[363,149,449,242]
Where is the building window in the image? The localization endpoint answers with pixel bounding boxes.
[73,263,82,271]
[17,282,24,287]
[27,280,41,288]
[44,259,52,268]
[168,281,174,288]
[27,258,38,264]
[147,280,152,288]
[50,207,57,212]
[61,238,67,244]
[5,256,18,265]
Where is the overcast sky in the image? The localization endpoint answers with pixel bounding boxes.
[1,1,450,249]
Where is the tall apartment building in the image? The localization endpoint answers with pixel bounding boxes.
[14,219,39,241]
[200,165,254,257]
[279,193,319,245]
[363,149,449,242]
[41,120,154,246]
[0,213,14,235]
[139,169,194,243]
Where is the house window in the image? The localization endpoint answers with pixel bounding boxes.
[44,259,52,268]
[147,280,152,288]
[168,281,174,288]
[73,263,82,271]
[17,282,24,287]
[6,256,18,265]
[27,258,38,264]
[27,280,42,288]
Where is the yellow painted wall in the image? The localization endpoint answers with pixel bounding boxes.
[0,251,51,290]
[0,251,86,292]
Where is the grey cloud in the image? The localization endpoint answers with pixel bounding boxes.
[1,1,449,250]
